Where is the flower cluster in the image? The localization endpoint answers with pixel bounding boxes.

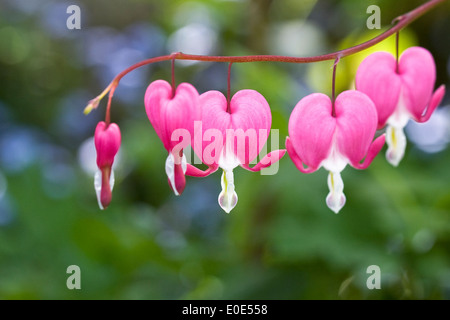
[286,46,444,213]
[356,47,445,166]
[144,82,286,213]
[91,46,445,214]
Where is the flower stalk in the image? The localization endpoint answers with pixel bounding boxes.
[84,0,445,117]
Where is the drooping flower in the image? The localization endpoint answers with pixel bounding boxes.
[94,121,121,210]
[356,46,445,166]
[186,89,286,213]
[144,79,200,195]
[286,91,385,213]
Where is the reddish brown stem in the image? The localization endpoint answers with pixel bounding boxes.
[92,0,444,122]
[104,82,117,126]
[171,55,176,97]
[331,57,340,117]
[396,31,400,73]
[227,62,232,113]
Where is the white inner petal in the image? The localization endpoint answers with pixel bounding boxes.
[94,168,115,210]
[384,89,410,167]
[326,171,346,214]
[385,125,407,167]
[165,152,187,196]
[387,89,411,129]
[218,169,238,214]
[321,138,348,173]
[218,138,240,172]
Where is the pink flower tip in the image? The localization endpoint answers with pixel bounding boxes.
[95,121,121,169]
[94,121,121,210]
[165,151,188,196]
[100,167,113,209]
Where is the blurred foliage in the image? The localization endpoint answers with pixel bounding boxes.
[0,0,449,300]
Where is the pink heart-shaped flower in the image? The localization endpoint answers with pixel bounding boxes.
[95,121,121,169]
[94,121,121,210]
[287,90,384,173]
[356,47,445,127]
[187,89,285,214]
[356,47,445,166]
[194,89,271,167]
[144,79,200,152]
[144,79,200,196]
[286,90,385,214]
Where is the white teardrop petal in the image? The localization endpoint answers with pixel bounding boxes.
[94,169,115,210]
[110,169,115,190]
[326,171,346,214]
[386,125,407,167]
[165,153,187,196]
[218,169,238,213]
[94,169,103,210]
[165,153,177,195]
[181,153,187,174]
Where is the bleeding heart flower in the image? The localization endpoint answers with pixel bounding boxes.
[144,79,200,195]
[94,121,121,210]
[186,89,286,213]
[356,46,445,166]
[286,90,385,213]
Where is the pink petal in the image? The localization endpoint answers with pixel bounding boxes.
[399,47,436,120]
[285,137,317,174]
[144,80,170,148]
[350,134,385,169]
[355,51,402,128]
[144,80,200,152]
[285,137,317,173]
[195,90,229,164]
[94,121,121,169]
[197,89,272,166]
[170,163,186,195]
[100,167,112,209]
[241,149,286,172]
[229,90,272,164]
[335,91,379,166]
[165,151,188,196]
[418,85,446,123]
[94,168,115,210]
[288,93,335,170]
[185,163,219,177]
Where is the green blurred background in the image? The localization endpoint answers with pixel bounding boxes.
[0,0,449,300]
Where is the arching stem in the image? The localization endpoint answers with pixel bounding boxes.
[227,62,233,113]
[171,54,176,98]
[84,0,445,119]
[331,56,340,117]
[396,31,400,73]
